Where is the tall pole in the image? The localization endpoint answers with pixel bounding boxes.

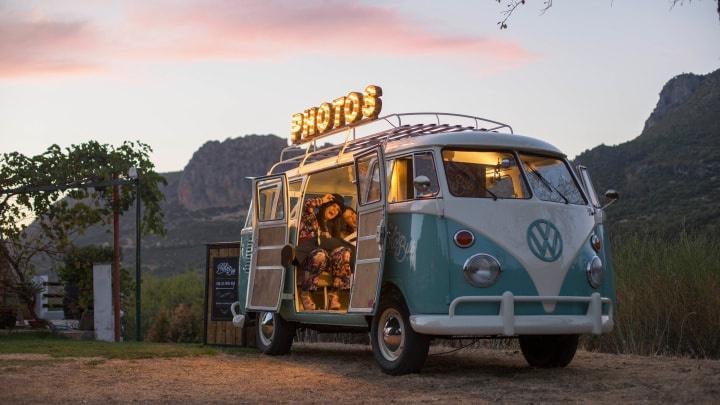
[112,174,122,342]
[135,176,142,341]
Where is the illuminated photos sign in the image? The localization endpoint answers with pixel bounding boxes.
[291,85,383,144]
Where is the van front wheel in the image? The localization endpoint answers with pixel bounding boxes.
[519,334,579,368]
[255,311,295,355]
[371,293,430,375]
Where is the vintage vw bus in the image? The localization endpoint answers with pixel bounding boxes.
[230,86,618,375]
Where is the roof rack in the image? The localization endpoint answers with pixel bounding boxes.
[269,112,513,174]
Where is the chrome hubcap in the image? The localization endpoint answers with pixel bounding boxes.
[378,308,404,361]
[259,312,274,346]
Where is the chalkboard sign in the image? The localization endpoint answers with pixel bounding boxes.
[211,256,239,321]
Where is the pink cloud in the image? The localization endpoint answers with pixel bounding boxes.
[0,1,537,79]
[0,11,103,78]
[128,1,535,62]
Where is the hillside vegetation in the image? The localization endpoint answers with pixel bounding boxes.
[575,69,720,235]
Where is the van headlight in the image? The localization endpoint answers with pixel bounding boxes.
[463,254,502,288]
[586,256,604,288]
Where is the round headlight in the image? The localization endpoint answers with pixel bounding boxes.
[586,256,604,288]
[463,254,502,288]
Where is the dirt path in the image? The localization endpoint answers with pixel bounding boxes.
[2,343,719,403]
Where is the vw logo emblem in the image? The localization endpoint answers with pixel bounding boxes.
[527,219,563,262]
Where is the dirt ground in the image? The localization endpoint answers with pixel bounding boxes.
[2,343,719,404]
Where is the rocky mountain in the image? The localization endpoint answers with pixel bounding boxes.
[575,68,720,235]
[178,135,289,211]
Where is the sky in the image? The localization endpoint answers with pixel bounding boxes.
[1,0,718,173]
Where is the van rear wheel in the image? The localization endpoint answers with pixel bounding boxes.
[371,293,430,375]
[256,311,295,355]
[519,334,579,368]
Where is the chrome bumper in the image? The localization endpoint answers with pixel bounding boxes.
[409,292,613,336]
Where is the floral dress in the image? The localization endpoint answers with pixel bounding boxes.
[330,246,352,290]
[298,197,326,245]
[301,248,329,292]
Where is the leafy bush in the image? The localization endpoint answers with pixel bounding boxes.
[145,310,170,343]
[169,304,199,343]
[126,271,204,342]
[56,245,133,316]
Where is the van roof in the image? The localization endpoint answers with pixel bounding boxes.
[384,131,564,156]
[270,113,565,175]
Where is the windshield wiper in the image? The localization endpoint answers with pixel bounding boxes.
[481,184,498,201]
[526,165,569,204]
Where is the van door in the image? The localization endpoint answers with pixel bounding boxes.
[246,175,288,312]
[348,146,388,314]
[236,201,253,315]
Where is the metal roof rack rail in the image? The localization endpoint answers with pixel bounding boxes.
[270,112,512,174]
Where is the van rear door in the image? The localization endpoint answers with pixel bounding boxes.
[348,146,388,314]
[246,175,288,312]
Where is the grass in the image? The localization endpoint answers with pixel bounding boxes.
[586,232,720,358]
[0,332,231,360]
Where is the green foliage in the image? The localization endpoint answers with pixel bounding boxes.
[169,303,200,343]
[0,332,219,359]
[1,140,166,241]
[56,246,112,312]
[124,271,204,342]
[0,140,165,321]
[587,233,720,358]
[145,310,171,342]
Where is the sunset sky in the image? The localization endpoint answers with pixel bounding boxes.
[1,0,718,172]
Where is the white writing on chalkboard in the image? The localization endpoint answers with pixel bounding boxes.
[211,256,239,321]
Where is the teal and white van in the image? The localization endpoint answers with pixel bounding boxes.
[230,100,618,375]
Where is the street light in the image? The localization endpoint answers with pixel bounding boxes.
[128,167,142,342]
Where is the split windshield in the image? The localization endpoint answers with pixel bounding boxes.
[442,149,586,205]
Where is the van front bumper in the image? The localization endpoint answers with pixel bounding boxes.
[409,292,613,336]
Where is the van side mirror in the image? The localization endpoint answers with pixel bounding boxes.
[602,189,619,210]
[413,175,431,195]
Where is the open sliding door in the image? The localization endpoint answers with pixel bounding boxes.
[348,146,388,314]
[246,174,288,312]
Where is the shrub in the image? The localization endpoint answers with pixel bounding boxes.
[145,310,170,343]
[169,304,199,343]
[125,271,204,342]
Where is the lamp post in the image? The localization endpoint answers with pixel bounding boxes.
[128,167,142,342]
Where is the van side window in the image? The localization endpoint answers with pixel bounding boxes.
[388,152,439,203]
[256,179,285,221]
[414,152,439,198]
[358,156,381,205]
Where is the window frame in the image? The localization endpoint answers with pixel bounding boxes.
[517,152,589,206]
[255,178,286,222]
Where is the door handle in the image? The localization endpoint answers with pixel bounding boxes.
[375,223,385,246]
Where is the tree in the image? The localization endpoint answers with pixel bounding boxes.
[496,0,720,29]
[0,141,165,324]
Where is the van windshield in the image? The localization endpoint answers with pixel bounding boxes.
[518,153,586,205]
[442,150,529,199]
